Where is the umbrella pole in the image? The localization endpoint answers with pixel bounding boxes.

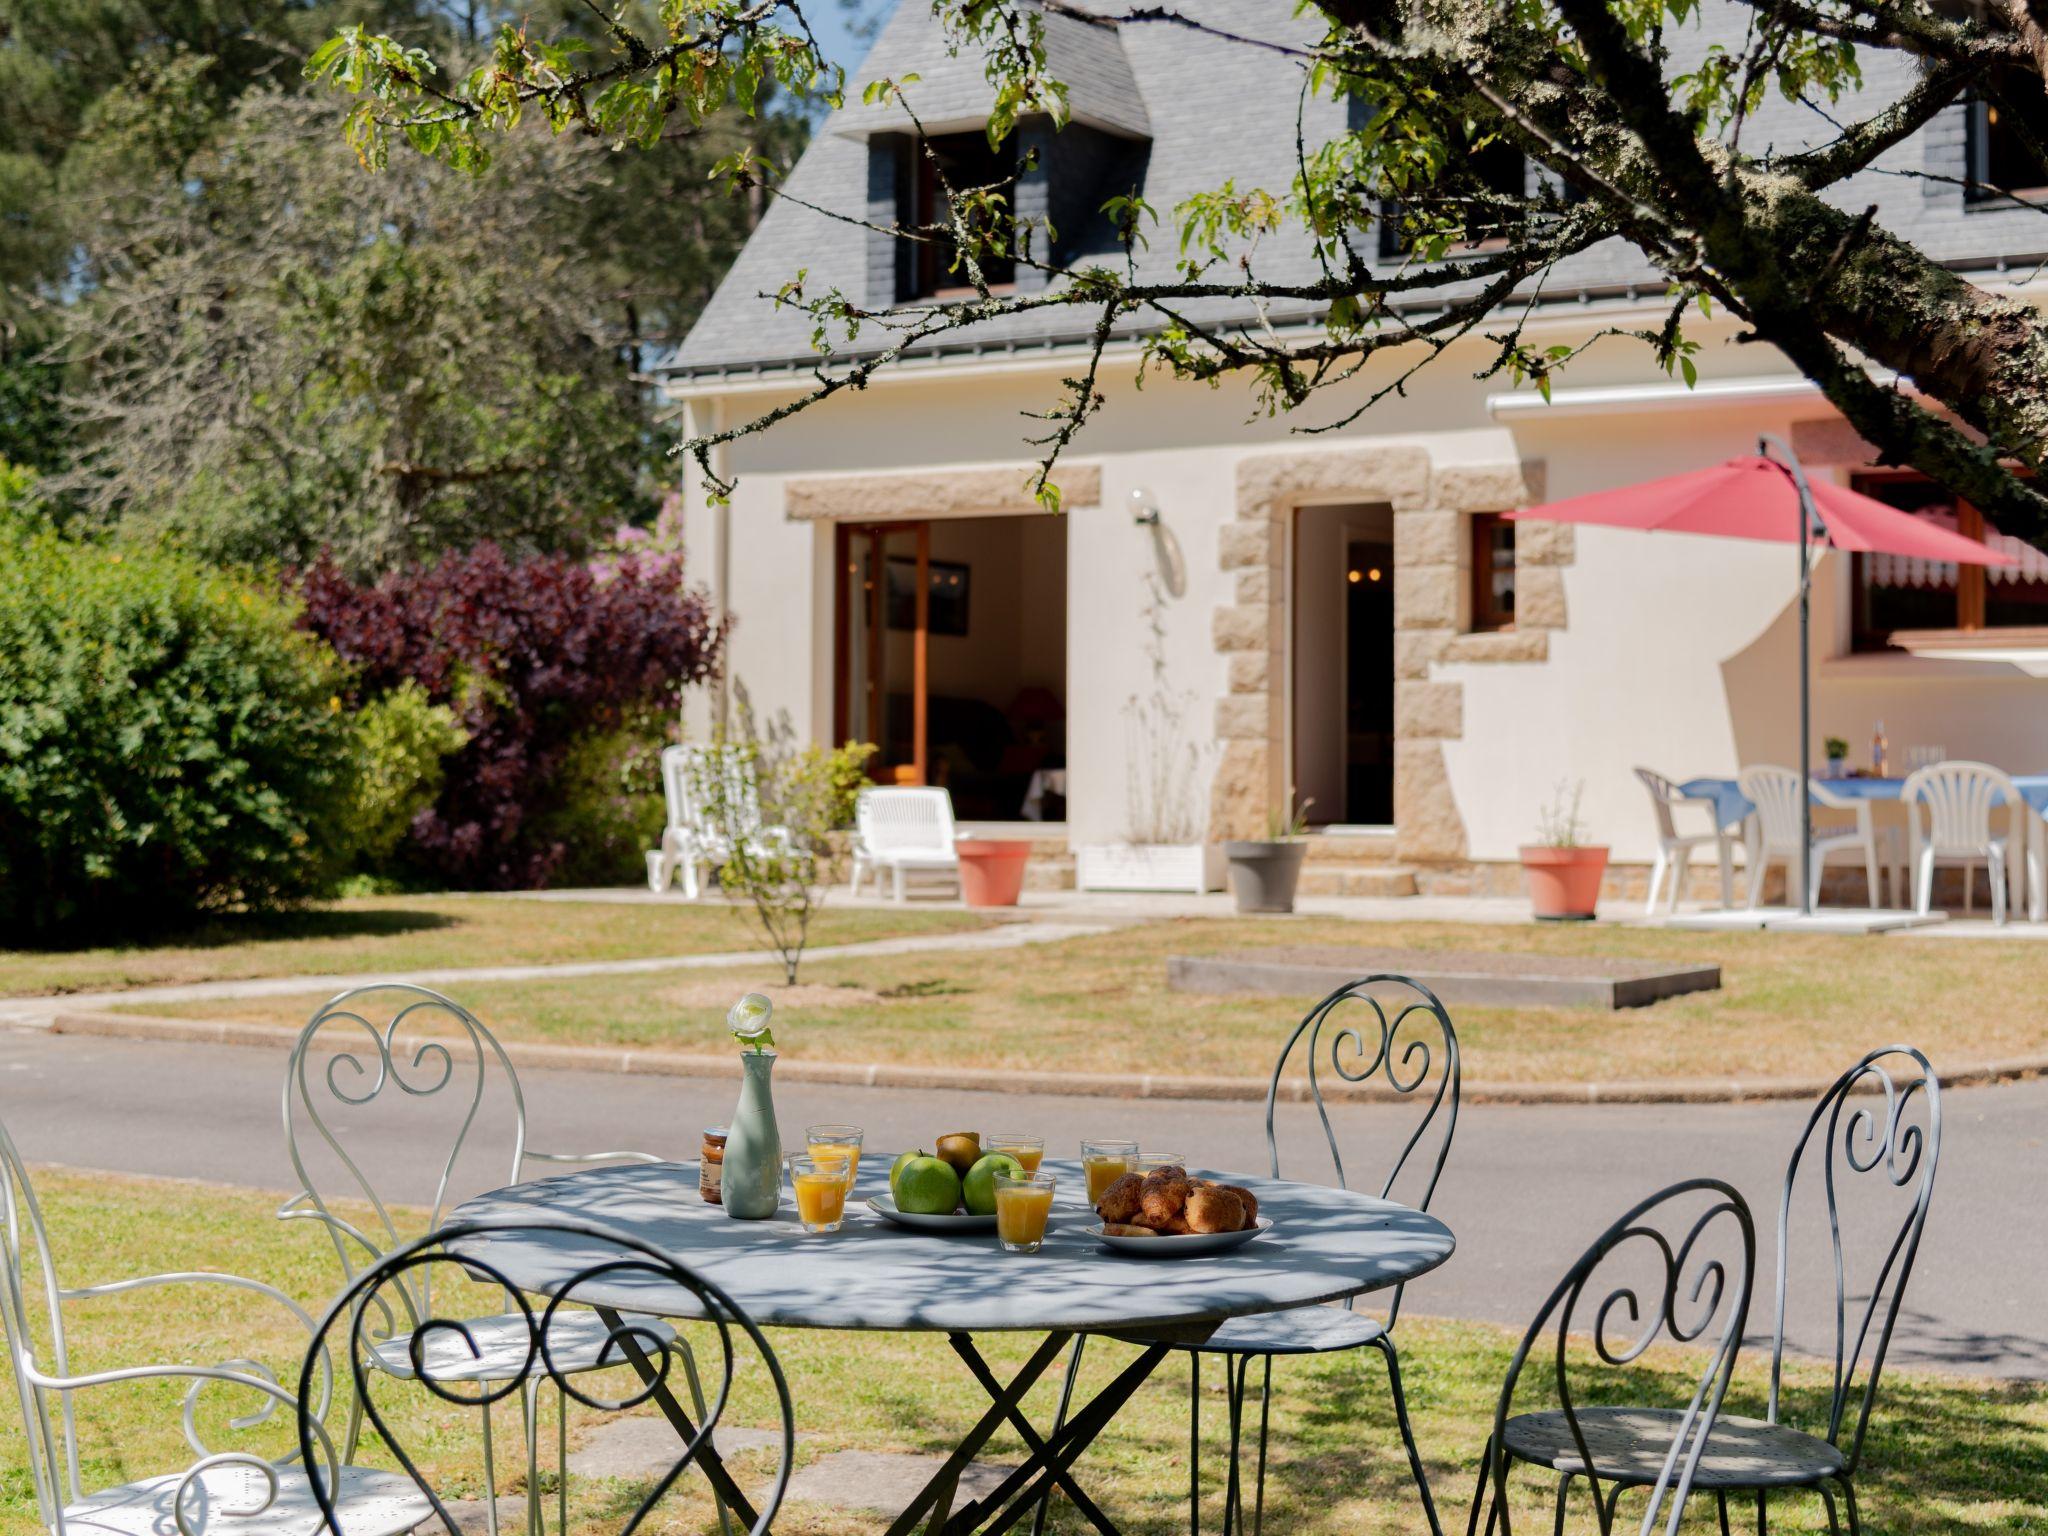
[1761,434,1822,917]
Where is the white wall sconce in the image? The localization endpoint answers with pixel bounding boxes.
[1128,487,1162,527]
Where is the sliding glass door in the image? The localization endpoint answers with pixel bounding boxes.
[834,521,929,784]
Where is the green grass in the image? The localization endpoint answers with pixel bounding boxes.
[121,916,2048,1084]
[0,897,985,1000]
[2,1169,2040,1535]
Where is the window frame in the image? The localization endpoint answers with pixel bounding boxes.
[1965,80,2048,203]
[1469,511,1516,632]
[1847,470,2047,651]
[910,132,1018,300]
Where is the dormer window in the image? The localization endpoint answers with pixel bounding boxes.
[1968,68,2048,200]
[913,132,1017,297]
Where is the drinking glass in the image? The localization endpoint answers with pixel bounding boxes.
[789,1155,851,1234]
[1081,1139,1138,1203]
[1137,1152,1185,1175]
[987,1133,1044,1174]
[995,1172,1057,1253]
[805,1124,864,1186]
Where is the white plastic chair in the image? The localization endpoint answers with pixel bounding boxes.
[850,787,961,901]
[1634,767,1740,913]
[646,744,795,898]
[1738,765,1900,910]
[0,1109,431,1536]
[1900,760,2039,924]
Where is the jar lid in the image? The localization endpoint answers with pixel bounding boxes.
[702,1126,729,1144]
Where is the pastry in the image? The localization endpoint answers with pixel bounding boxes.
[1185,1183,1245,1234]
[1138,1166,1190,1227]
[1097,1172,1145,1225]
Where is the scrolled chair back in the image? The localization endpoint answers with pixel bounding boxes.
[297,1216,793,1536]
[1767,1045,1940,1471]
[0,1111,348,1536]
[283,983,528,1328]
[1263,974,1460,1326]
[1484,1178,1755,1536]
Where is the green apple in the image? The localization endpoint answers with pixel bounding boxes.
[892,1155,961,1215]
[889,1148,925,1197]
[961,1152,1025,1216]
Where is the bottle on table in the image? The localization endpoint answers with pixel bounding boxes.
[1871,720,1888,778]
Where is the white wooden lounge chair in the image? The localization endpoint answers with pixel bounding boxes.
[851,787,961,901]
[646,744,795,898]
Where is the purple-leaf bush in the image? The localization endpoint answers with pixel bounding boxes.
[299,540,725,888]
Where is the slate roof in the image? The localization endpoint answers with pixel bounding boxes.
[831,2,1150,140]
[659,1,2048,382]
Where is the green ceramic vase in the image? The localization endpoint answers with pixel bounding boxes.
[722,1050,783,1219]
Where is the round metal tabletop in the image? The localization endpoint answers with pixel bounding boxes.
[450,1158,1455,1333]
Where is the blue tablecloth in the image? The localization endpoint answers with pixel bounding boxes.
[1681,774,2048,828]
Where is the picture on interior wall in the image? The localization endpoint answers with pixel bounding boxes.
[887,557,971,636]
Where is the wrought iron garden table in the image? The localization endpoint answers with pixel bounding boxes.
[451,1156,1455,1536]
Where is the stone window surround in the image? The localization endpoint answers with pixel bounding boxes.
[1211,446,1572,861]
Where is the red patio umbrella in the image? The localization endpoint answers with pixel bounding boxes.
[1505,436,2017,913]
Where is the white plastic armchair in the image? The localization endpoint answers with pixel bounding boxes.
[1900,760,2039,923]
[645,744,796,898]
[0,1111,428,1536]
[850,786,962,901]
[1634,767,1740,913]
[1738,765,1900,910]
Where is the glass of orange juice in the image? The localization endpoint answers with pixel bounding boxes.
[1081,1139,1138,1203]
[805,1125,863,1187]
[987,1133,1044,1174]
[1137,1152,1184,1175]
[995,1172,1057,1253]
[790,1155,851,1234]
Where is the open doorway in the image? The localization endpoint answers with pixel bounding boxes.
[1292,503,1394,826]
[834,514,1068,821]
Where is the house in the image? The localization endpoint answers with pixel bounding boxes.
[660,0,2048,895]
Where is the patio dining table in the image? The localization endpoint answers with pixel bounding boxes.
[451,1156,1456,1536]
[1680,773,2048,916]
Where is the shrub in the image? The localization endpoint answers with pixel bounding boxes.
[299,541,725,888]
[348,681,467,872]
[0,533,360,942]
[532,704,671,888]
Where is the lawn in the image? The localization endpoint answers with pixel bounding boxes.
[0,896,985,1000]
[118,916,2048,1085]
[1,1169,2039,1536]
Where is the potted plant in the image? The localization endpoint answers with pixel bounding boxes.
[1824,736,1849,780]
[1519,780,1609,921]
[1223,793,1313,913]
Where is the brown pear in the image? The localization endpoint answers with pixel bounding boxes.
[935,1131,982,1176]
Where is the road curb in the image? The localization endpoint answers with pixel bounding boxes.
[44,1009,2048,1105]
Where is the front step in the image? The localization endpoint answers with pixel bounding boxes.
[1296,862,1419,897]
[1300,831,1402,864]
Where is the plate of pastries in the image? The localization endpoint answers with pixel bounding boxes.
[1090,1164,1272,1256]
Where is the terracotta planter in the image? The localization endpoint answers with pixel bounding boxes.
[956,839,1032,907]
[1519,844,1610,921]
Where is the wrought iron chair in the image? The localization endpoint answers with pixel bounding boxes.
[1474,1047,1940,1535]
[0,1109,431,1536]
[1039,975,1460,1536]
[1469,1178,1755,1536]
[281,983,715,1536]
[296,1215,793,1536]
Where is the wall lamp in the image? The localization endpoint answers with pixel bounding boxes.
[1128,487,1162,527]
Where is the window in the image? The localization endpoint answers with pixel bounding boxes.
[912,132,1016,297]
[1379,139,1528,258]
[1470,512,1515,631]
[1968,69,2048,199]
[1850,474,2048,648]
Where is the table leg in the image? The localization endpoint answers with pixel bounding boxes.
[947,1339,1174,1536]
[591,1305,761,1530]
[946,1334,1124,1536]
[880,1331,1074,1536]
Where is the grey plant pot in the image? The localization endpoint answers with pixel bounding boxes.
[1223,840,1308,913]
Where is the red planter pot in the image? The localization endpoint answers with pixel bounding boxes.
[1519,845,1610,921]
[955,839,1032,908]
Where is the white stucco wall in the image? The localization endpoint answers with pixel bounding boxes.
[671,313,2048,865]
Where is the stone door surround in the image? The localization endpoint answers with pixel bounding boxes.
[784,463,1102,521]
[1213,446,1570,859]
